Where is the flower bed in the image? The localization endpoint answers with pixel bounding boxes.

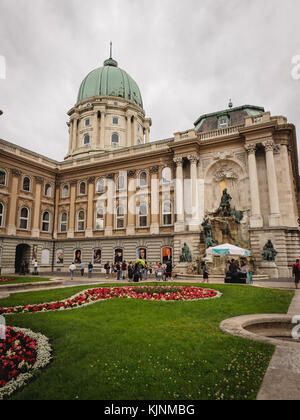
[0,326,52,400]
[0,286,221,316]
[0,278,16,283]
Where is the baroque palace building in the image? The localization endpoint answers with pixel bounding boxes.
[0,52,300,276]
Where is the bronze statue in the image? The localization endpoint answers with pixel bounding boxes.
[262,240,277,262]
[202,217,217,249]
[219,189,232,217]
[180,243,192,263]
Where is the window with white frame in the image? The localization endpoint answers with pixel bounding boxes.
[111,133,119,147]
[60,212,68,232]
[77,210,85,231]
[61,184,69,198]
[116,205,125,229]
[138,171,148,188]
[116,175,126,191]
[44,183,52,197]
[162,200,173,226]
[83,134,90,146]
[22,176,31,192]
[41,249,50,265]
[0,202,4,227]
[162,167,172,185]
[42,211,51,232]
[0,169,7,186]
[96,178,105,194]
[78,181,86,196]
[95,207,104,230]
[138,203,148,227]
[19,207,30,230]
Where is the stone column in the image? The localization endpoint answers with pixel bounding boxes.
[126,114,132,148]
[72,116,78,152]
[145,126,150,143]
[100,110,106,148]
[53,181,60,239]
[105,174,114,236]
[67,181,77,238]
[150,166,160,234]
[173,157,185,232]
[126,170,136,235]
[133,116,138,146]
[245,143,263,228]
[263,140,282,226]
[188,155,200,231]
[280,141,298,227]
[32,176,44,237]
[197,161,205,224]
[68,122,72,155]
[7,169,21,235]
[86,177,95,237]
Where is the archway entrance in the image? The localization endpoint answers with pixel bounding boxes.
[15,244,31,274]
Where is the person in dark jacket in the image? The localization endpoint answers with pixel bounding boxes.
[128,262,133,281]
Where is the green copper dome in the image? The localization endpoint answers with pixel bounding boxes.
[77,56,143,108]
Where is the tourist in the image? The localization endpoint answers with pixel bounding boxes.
[88,262,93,278]
[116,262,122,280]
[202,262,209,283]
[122,261,127,279]
[111,262,115,278]
[69,262,76,281]
[33,259,38,275]
[20,260,25,276]
[241,262,250,284]
[104,261,110,279]
[165,260,173,281]
[226,260,231,275]
[292,259,300,289]
[80,261,85,277]
[128,262,133,281]
[143,261,148,280]
[133,263,140,283]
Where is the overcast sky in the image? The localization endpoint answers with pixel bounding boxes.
[0,0,300,162]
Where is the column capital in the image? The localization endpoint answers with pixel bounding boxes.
[187,154,198,164]
[106,173,115,180]
[244,143,257,154]
[173,156,183,167]
[70,180,77,187]
[11,169,21,177]
[262,140,275,152]
[149,166,159,175]
[34,176,44,184]
[88,176,95,184]
[127,170,136,178]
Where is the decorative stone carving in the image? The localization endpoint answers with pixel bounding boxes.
[244,143,257,155]
[11,169,21,177]
[88,177,95,184]
[127,170,136,178]
[180,243,192,263]
[149,166,159,174]
[106,173,115,180]
[262,140,275,152]
[70,180,77,186]
[34,176,44,184]
[212,151,233,161]
[173,156,183,167]
[214,165,238,182]
[187,154,198,164]
[262,240,278,262]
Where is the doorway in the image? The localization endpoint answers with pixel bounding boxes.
[15,244,31,274]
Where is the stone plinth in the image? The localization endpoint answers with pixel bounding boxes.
[175,262,191,275]
[260,261,279,279]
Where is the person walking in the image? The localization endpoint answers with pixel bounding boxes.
[133,263,140,283]
[241,261,250,284]
[292,259,300,289]
[122,261,127,280]
[143,261,148,281]
[88,262,93,279]
[69,262,76,281]
[33,259,38,275]
[104,262,110,279]
[80,261,85,277]
[116,262,122,280]
[202,262,209,283]
[165,261,173,281]
[128,262,133,282]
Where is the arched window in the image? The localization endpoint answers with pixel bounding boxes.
[138,203,148,227]
[116,205,125,229]
[96,178,105,194]
[61,184,69,198]
[60,212,68,233]
[77,210,85,232]
[138,171,148,188]
[162,167,172,185]
[111,133,119,147]
[95,207,104,231]
[83,134,90,146]
[44,183,52,197]
[162,200,173,226]
[42,211,51,232]
[116,175,125,191]
[0,169,7,186]
[22,176,31,192]
[0,202,4,227]
[19,207,30,230]
[78,181,86,195]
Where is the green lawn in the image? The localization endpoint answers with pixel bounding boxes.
[0,276,51,286]
[0,283,294,401]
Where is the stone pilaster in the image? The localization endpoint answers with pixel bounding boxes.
[173,156,185,232]
[245,143,263,228]
[32,176,44,237]
[126,170,136,235]
[67,181,77,238]
[86,177,95,237]
[126,113,132,148]
[150,166,159,234]
[7,169,21,235]
[105,174,114,236]
[262,140,282,226]
[187,154,200,231]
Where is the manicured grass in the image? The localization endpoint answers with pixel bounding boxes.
[0,276,51,286]
[0,283,294,400]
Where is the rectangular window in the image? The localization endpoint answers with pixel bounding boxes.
[113,117,118,125]
[85,119,90,126]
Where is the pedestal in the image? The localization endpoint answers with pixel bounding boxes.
[260,261,279,279]
[250,215,263,228]
[175,262,191,275]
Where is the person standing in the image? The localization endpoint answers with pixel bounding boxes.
[241,262,250,284]
[104,262,110,279]
[128,262,133,281]
[143,261,148,281]
[292,259,300,289]
[80,261,85,277]
[69,262,76,281]
[133,263,140,283]
[122,261,127,280]
[116,262,122,280]
[88,262,93,279]
[33,259,38,275]
[202,262,209,283]
[165,261,173,281]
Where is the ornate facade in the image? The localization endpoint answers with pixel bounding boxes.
[0,54,299,276]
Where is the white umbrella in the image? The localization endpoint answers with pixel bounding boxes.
[206,243,250,257]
